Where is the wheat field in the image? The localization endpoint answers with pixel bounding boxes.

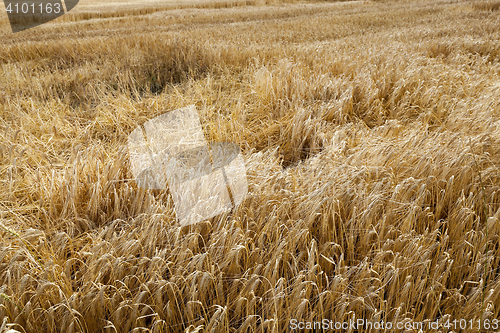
[1,0,500,332]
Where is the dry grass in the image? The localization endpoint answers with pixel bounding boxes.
[1,0,500,332]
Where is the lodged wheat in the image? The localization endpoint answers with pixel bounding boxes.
[1,0,500,332]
